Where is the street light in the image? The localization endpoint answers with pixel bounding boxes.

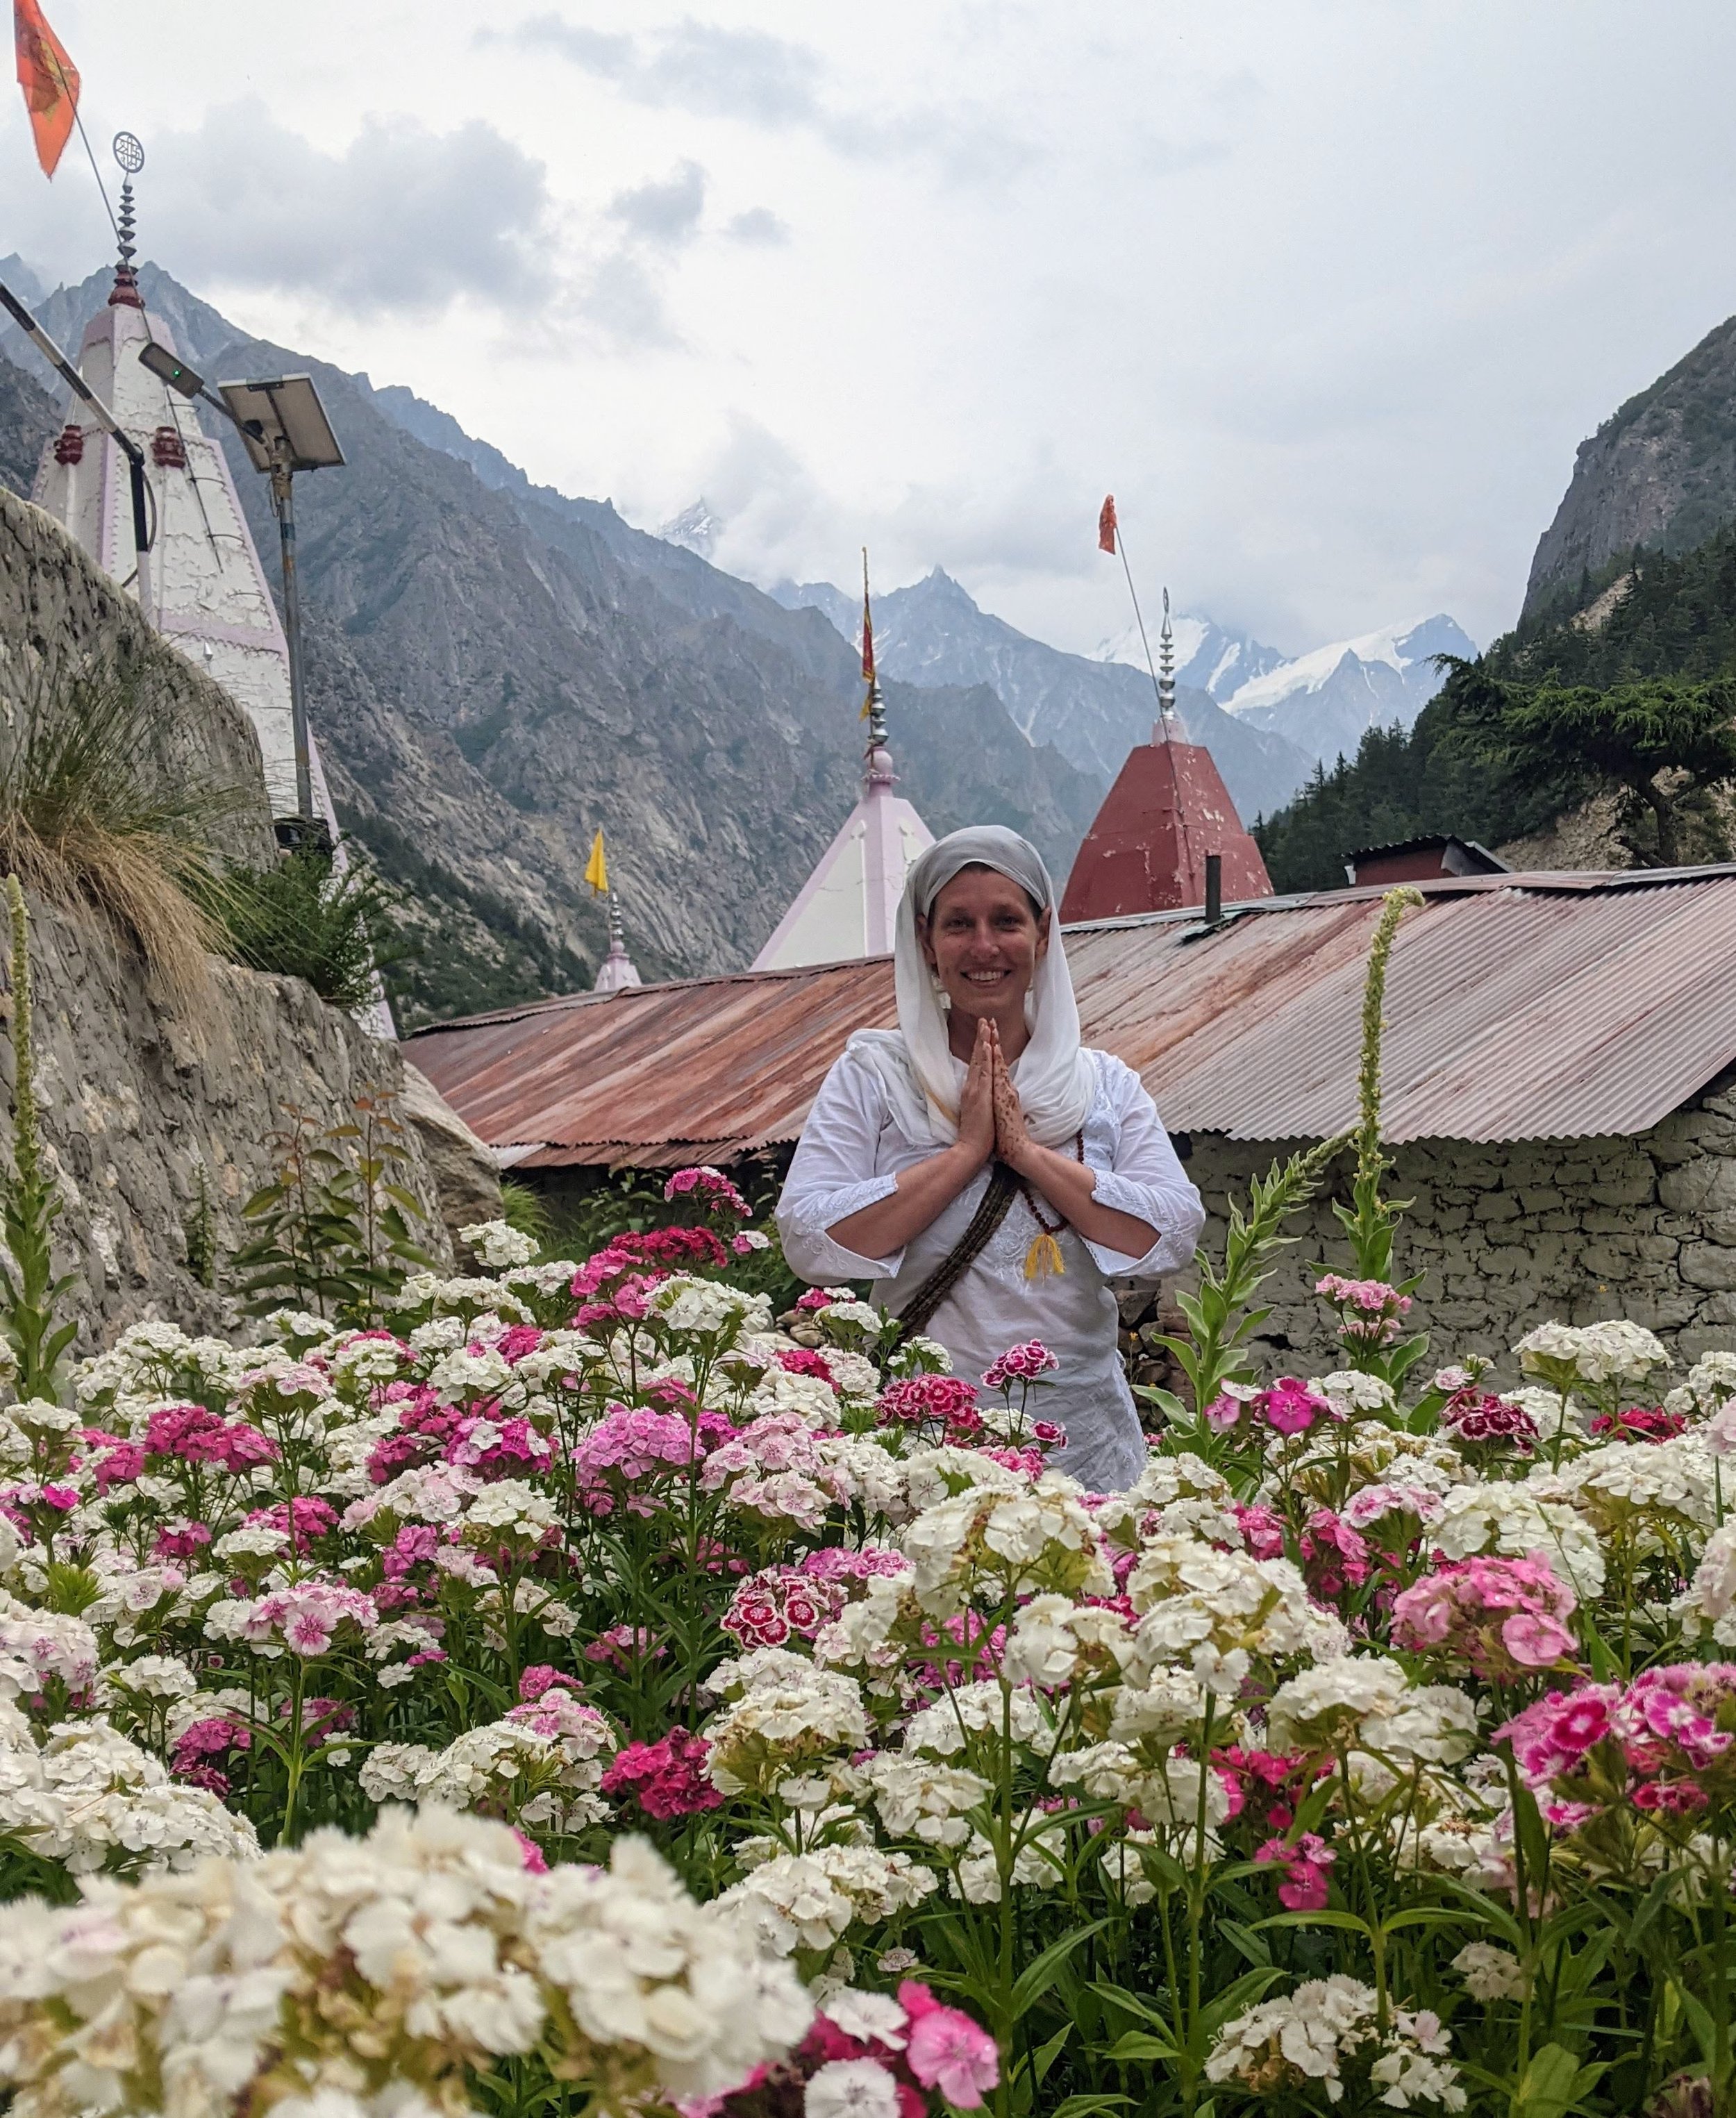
[139,342,344,828]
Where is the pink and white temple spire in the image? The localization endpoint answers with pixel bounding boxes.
[750,553,934,972]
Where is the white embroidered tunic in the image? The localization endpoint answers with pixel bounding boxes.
[776,1043,1205,1493]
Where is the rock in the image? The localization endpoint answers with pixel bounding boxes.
[399,1060,503,1253]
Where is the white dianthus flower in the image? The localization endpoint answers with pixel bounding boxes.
[719,1846,938,1955]
[1452,1942,1528,2002]
[1514,1318,1669,1388]
[1266,1656,1410,1754]
[1124,1537,1346,1691]
[1427,1482,1605,1597]
[806,2058,901,2118]
[1674,1521,1736,1646]
[901,1680,1046,1758]
[461,1219,538,1269]
[861,1756,990,1846]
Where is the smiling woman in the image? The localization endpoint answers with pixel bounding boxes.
[776,825,1204,1492]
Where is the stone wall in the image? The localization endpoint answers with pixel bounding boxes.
[0,483,279,872]
[0,481,499,1350]
[1172,1067,1736,1383]
[3,883,465,1350]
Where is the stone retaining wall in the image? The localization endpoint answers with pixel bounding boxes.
[1164,1067,1736,1384]
[0,482,499,1347]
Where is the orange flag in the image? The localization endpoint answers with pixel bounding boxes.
[859,548,874,682]
[15,0,78,176]
[1097,493,1117,555]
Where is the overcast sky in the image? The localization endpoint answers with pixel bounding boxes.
[8,1,1736,659]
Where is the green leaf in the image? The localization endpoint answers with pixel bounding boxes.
[1029,2023,1071,2085]
[1673,1982,1718,2067]
[1380,1907,1477,1936]
[1010,1917,1110,2021]
[1103,2031,1178,2064]
[1512,2042,1594,2118]
[1215,1917,1271,1969]
[1251,1909,1374,1938]
[1197,1967,1283,2040]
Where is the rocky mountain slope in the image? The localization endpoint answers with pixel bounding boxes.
[771,567,1315,819]
[1524,310,1736,619]
[2,263,1104,1027]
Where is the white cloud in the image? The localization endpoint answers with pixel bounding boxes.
[8,0,1736,664]
[144,101,553,319]
[607,160,707,246]
[726,207,790,247]
[498,10,1037,183]
[505,15,824,126]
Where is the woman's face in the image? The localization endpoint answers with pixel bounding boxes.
[917,864,1049,1019]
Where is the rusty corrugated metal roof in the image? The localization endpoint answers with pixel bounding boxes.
[407,867,1736,1158]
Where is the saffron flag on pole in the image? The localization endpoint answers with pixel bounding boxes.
[1098,494,1117,556]
[14,0,78,178]
[584,828,608,897]
[859,548,875,683]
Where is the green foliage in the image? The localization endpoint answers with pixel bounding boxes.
[230,1092,439,1323]
[0,878,76,1399]
[1334,885,1423,1285]
[1146,1133,1349,1433]
[1453,667,1736,867]
[497,1177,552,1252]
[198,842,405,1012]
[1252,697,1560,894]
[183,1158,219,1290]
[1504,522,1736,689]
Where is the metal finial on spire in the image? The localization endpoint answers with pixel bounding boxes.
[860,547,890,776]
[108,133,144,308]
[1158,586,1176,727]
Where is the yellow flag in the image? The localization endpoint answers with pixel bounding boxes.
[584,828,608,896]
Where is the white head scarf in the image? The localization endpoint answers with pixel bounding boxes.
[849,825,1096,1148]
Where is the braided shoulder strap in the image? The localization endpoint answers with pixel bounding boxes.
[894,1160,1021,1337]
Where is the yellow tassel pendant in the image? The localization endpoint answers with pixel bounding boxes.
[1024,1232,1066,1282]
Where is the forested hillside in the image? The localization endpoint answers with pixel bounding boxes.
[1255,522,1736,892]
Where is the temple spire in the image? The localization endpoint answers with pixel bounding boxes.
[860,547,887,758]
[750,544,934,969]
[587,826,642,992]
[1155,587,1176,740]
[109,134,144,309]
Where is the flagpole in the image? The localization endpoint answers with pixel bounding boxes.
[1112,519,1171,740]
[37,37,118,237]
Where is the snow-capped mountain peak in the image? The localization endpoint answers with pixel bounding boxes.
[1094,612,1287,703]
[1221,613,1476,767]
[660,498,724,559]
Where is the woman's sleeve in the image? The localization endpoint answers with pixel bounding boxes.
[1083,1062,1206,1282]
[775,1053,908,1284]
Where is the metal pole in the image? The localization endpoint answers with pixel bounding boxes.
[272,453,314,822]
[0,279,153,587]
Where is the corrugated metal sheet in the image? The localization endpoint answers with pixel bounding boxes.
[408,868,1736,1158]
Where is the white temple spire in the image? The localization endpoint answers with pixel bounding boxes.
[587,827,642,992]
[751,551,933,972]
[31,146,324,829]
